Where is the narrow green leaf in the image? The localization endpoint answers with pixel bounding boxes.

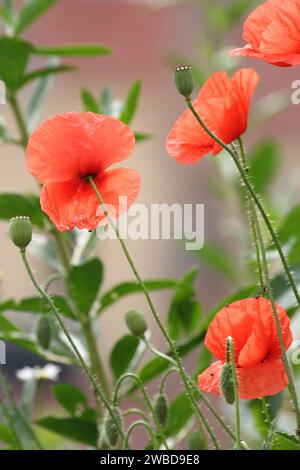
[36,416,98,447]
[20,65,76,87]
[0,193,44,227]
[0,314,20,333]
[119,80,141,125]
[0,296,75,319]
[100,86,113,115]
[15,0,57,35]
[81,88,101,113]
[98,279,178,314]
[34,44,111,57]
[164,393,192,437]
[194,243,238,282]
[110,335,141,381]
[134,131,152,142]
[21,378,37,419]
[68,258,103,316]
[272,431,300,450]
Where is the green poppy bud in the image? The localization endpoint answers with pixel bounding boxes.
[220,363,235,405]
[154,393,168,427]
[125,310,148,338]
[36,315,53,350]
[9,216,32,250]
[173,65,194,98]
[97,425,110,450]
[104,407,123,447]
[187,431,208,450]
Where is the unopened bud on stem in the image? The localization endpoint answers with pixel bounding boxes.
[173,65,194,98]
[9,216,32,250]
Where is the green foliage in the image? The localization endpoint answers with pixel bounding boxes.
[0,37,32,91]
[67,258,103,316]
[34,44,111,56]
[249,140,279,195]
[52,383,90,417]
[0,193,44,227]
[110,335,142,381]
[168,267,202,340]
[119,80,141,125]
[36,416,98,447]
[14,0,57,35]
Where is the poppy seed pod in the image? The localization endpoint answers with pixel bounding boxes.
[220,363,235,405]
[125,309,148,338]
[104,407,123,447]
[154,393,168,427]
[36,315,53,350]
[9,216,32,250]
[173,65,194,98]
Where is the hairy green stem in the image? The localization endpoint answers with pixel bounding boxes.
[185,97,300,309]
[7,93,29,146]
[19,249,124,440]
[227,337,241,450]
[88,176,220,449]
[237,138,265,293]
[124,420,157,450]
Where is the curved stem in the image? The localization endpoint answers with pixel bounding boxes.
[143,337,177,366]
[227,338,241,450]
[124,420,157,450]
[237,138,265,293]
[113,372,169,450]
[123,408,149,422]
[185,98,300,309]
[19,249,124,441]
[88,176,219,449]
[7,93,29,146]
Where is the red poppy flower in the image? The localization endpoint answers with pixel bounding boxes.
[229,0,300,67]
[26,112,141,231]
[198,297,292,400]
[166,69,259,164]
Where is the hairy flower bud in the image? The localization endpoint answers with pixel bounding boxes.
[154,393,168,427]
[104,407,123,447]
[125,310,148,338]
[36,315,53,350]
[9,216,32,249]
[173,65,194,98]
[220,363,235,405]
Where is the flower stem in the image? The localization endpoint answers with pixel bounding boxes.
[81,319,110,399]
[236,139,300,432]
[124,420,157,450]
[88,176,220,449]
[19,248,124,440]
[237,138,265,293]
[7,93,29,146]
[185,97,300,309]
[227,337,241,450]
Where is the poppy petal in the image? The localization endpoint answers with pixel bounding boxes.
[26,112,135,184]
[40,168,141,231]
[243,0,282,50]
[198,359,288,400]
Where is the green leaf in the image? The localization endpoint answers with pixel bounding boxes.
[119,80,141,125]
[0,1,15,29]
[20,64,76,88]
[100,86,113,115]
[0,423,19,449]
[81,88,101,113]
[164,393,193,437]
[168,267,201,340]
[278,204,300,245]
[0,314,20,333]
[249,140,279,195]
[110,335,141,381]
[134,131,152,142]
[52,383,88,416]
[0,296,75,319]
[15,0,57,35]
[272,431,300,450]
[194,243,238,282]
[68,258,103,316]
[34,44,111,56]
[26,60,54,131]
[0,193,44,227]
[98,279,178,314]
[36,416,98,447]
[0,37,33,91]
